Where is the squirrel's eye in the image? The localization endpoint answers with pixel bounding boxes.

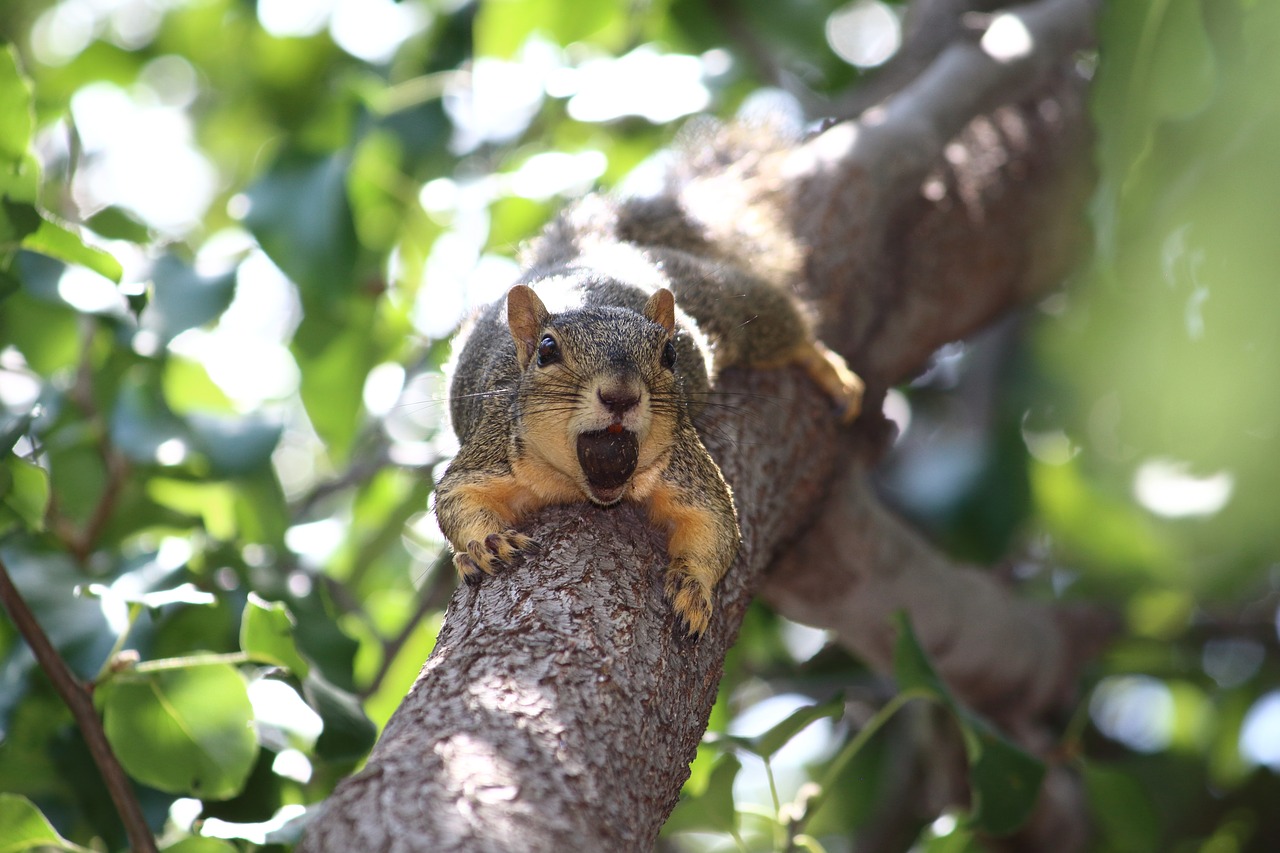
[536,335,560,367]
[661,340,677,370]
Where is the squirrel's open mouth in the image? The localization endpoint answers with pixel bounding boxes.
[576,428,638,505]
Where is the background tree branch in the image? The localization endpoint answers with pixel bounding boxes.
[298,0,1101,849]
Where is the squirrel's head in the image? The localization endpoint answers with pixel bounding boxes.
[506,283,681,506]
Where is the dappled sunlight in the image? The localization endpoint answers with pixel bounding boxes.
[980,13,1035,63]
[69,80,216,235]
[825,1,901,69]
[1132,458,1234,519]
[551,45,711,124]
[1090,675,1174,754]
[1240,691,1280,770]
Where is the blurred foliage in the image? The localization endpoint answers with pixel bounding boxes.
[0,0,1278,851]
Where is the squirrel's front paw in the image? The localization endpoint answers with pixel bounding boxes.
[664,558,714,638]
[455,529,537,585]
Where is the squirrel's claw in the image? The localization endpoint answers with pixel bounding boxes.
[664,560,713,639]
[456,529,537,583]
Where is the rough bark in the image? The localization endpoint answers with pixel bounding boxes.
[298,0,1101,850]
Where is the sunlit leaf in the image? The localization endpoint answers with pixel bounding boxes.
[101,663,257,800]
[748,694,844,759]
[21,219,122,284]
[0,46,34,166]
[0,457,49,532]
[475,0,626,58]
[241,595,310,677]
[0,793,84,853]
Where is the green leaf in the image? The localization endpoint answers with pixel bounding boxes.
[1140,1,1216,122]
[0,793,84,853]
[964,722,1047,836]
[892,613,1045,836]
[101,663,258,800]
[1083,762,1160,853]
[891,611,950,701]
[302,669,376,763]
[243,152,358,303]
[21,219,122,284]
[84,206,151,243]
[662,752,741,836]
[240,595,310,677]
[142,255,236,343]
[475,0,625,57]
[0,199,41,244]
[0,455,49,532]
[0,47,34,165]
[110,378,190,467]
[749,693,844,759]
[186,412,283,477]
[0,410,34,456]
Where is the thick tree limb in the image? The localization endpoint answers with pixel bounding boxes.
[298,0,1100,849]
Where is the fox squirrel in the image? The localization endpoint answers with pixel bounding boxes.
[434,157,863,637]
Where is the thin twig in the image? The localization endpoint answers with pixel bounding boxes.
[0,556,158,853]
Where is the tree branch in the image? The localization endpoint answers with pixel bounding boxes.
[0,557,157,853]
[298,0,1100,849]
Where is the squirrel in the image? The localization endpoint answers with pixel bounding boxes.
[433,133,864,637]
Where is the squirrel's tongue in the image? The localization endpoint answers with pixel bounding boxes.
[576,429,638,504]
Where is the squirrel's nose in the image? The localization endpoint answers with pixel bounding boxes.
[598,386,640,416]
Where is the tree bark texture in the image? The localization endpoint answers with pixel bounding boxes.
[298,0,1101,850]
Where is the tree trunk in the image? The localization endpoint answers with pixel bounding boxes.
[297,0,1101,850]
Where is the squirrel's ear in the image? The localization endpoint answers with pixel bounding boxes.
[507,285,549,367]
[644,288,676,335]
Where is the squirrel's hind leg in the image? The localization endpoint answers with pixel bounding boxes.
[789,339,864,423]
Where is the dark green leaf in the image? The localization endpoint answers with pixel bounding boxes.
[302,669,376,764]
[0,410,33,456]
[84,206,151,243]
[186,412,283,477]
[1083,762,1160,853]
[240,595,310,676]
[142,255,236,343]
[892,613,1045,836]
[891,611,950,702]
[243,152,358,303]
[965,722,1047,836]
[0,199,41,244]
[110,378,190,467]
[101,663,257,800]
